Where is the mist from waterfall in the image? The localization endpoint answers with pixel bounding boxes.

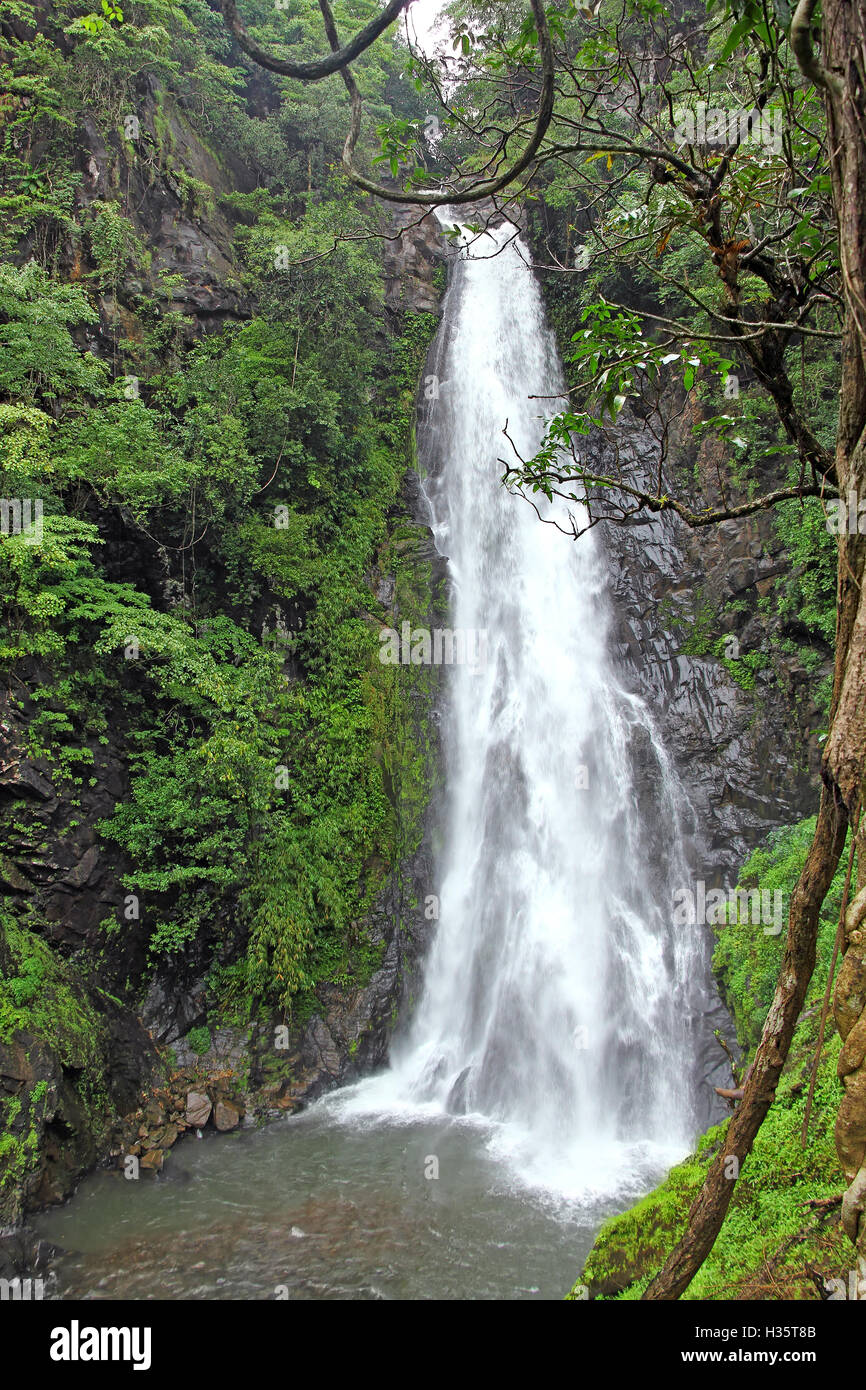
[334,218,706,1203]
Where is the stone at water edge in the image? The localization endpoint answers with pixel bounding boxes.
[214,1100,240,1132]
[139,1148,164,1172]
[150,1123,179,1149]
[144,1098,166,1128]
[185,1091,212,1127]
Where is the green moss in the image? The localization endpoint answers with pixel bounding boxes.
[0,915,104,1068]
[0,912,111,1214]
[716,644,770,692]
[186,1026,212,1056]
[574,1126,727,1299]
[713,818,850,1054]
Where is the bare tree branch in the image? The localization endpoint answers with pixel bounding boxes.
[219,0,410,82]
[789,0,841,94]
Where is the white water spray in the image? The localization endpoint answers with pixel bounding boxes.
[338,220,705,1201]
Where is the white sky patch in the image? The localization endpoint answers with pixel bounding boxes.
[404,0,450,57]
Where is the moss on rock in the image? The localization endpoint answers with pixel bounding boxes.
[0,913,113,1223]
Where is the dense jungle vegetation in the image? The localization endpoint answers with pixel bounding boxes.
[0,0,440,1019]
[1,0,865,1306]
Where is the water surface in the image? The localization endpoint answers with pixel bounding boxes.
[34,1100,675,1300]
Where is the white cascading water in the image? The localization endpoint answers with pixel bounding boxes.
[339,218,705,1201]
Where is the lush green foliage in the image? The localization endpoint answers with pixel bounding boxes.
[0,0,439,1021]
[571,818,855,1300]
[713,818,853,1053]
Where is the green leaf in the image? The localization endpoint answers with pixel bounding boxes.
[721,15,754,57]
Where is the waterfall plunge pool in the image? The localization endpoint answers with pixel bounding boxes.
[32,1097,686,1300]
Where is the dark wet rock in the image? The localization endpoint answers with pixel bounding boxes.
[0,691,139,956]
[0,854,31,892]
[595,420,823,880]
[144,1099,166,1129]
[301,1019,342,1079]
[446,1065,473,1115]
[383,207,448,315]
[60,845,101,889]
[0,1232,60,1283]
[0,1026,109,1222]
[75,106,251,339]
[375,573,396,605]
[148,1123,178,1150]
[0,943,160,1224]
[0,759,54,803]
[140,977,208,1047]
[171,1025,250,1072]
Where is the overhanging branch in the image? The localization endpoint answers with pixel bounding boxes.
[219,0,410,82]
[505,463,835,534]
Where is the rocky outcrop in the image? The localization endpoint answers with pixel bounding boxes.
[596,418,825,882]
[0,694,134,955]
[0,951,161,1225]
[383,206,447,316]
[70,91,256,342]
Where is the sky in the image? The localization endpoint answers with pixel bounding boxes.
[403,0,449,55]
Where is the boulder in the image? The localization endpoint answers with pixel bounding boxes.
[144,1098,166,1128]
[148,1123,178,1150]
[185,1091,212,1128]
[213,1099,240,1132]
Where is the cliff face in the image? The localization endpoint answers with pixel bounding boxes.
[73,100,252,336]
[595,428,826,1116]
[598,421,823,883]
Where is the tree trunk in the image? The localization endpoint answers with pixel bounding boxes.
[818,0,866,1278]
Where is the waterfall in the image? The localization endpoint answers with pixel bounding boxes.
[339,219,707,1202]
